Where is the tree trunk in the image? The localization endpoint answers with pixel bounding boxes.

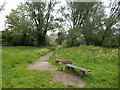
[37,35,46,46]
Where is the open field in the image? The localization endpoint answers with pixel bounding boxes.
[48,45,118,88]
[2,46,64,88]
[2,45,118,88]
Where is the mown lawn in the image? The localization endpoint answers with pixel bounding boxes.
[2,46,67,88]
[48,45,118,88]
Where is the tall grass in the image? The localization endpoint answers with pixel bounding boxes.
[2,46,60,88]
[3,46,53,69]
[48,45,118,88]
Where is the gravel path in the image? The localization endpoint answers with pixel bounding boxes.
[27,48,85,87]
[50,71,85,87]
[37,51,55,61]
[27,50,57,70]
[27,61,57,70]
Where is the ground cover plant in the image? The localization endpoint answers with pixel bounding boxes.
[48,45,118,88]
[2,46,67,88]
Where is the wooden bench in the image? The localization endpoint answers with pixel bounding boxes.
[55,59,92,76]
[63,64,92,76]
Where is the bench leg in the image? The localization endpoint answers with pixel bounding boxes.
[67,67,74,71]
[79,71,85,77]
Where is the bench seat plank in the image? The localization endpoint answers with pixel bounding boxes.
[65,64,92,72]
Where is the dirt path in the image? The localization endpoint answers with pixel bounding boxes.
[27,50,57,70]
[38,51,55,61]
[27,48,85,87]
[50,71,85,87]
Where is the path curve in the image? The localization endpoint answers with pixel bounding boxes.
[38,51,55,61]
[27,47,85,87]
[27,50,57,70]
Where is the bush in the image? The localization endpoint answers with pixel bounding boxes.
[66,29,85,47]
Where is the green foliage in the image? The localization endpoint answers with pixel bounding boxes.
[56,31,66,45]
[2,30,12,46]
[48,45,118,88]
[102,32,119,47]
[66,28,85,47]
[3,1,119,47]
[4,3,35,46]
[63,2,119,47]
[3,1,58,46]
[26,1,57,46]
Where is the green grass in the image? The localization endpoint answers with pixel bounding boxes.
[2,46,68,88]
[48,45,118,88]
[2,45,118,88]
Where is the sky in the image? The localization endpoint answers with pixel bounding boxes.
[0,0,111,31]
[0,0,25,31]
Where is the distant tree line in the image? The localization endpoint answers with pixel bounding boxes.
[1,0,120,47]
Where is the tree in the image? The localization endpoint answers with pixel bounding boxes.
[66,28,85,47]
[26,0,57,46]
[56,31,66,45]
[4,0,58,46]
[65,2,103,46]
[5,3,34,46]
[2,30,12,46]
[81,3,106,46]
[99,1,120,46]
[0,2,5,12]
[64,1,119,47]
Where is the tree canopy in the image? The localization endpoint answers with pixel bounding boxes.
[2,1,120,47]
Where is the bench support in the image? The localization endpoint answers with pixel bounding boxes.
[63,66,85,77]
[79,71,85,77]
[68,67,74,71]
[62,66,74,71]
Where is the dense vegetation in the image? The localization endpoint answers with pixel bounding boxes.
[2,1,61,46]
[1,1,120,47]
[56,2,119,47]
[48,45,118,88]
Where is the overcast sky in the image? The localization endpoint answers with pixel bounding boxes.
[0,0,25,31]
[0,0,111,31]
